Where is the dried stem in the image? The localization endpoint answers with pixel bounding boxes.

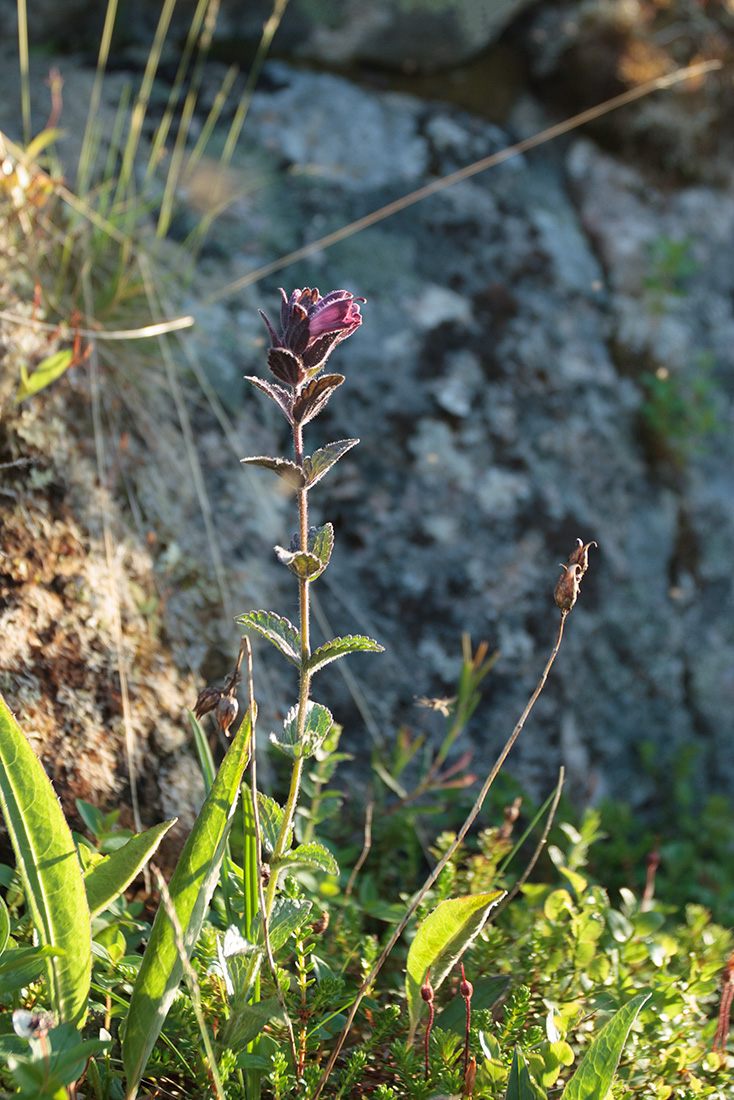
[310,611,571,1100]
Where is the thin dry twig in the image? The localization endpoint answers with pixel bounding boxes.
[310,610,572,1100]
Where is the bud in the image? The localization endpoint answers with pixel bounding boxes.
[194,685,221,718]
[421,975,434,1004]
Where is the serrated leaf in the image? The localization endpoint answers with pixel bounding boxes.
[561,991,651,1100]
[280,841,339,877]
[257,792,288,855]
[241,456,305,490]
[236,610,301,667]
[245,375,293,421]
[271,700,333,759]
[292,373,344,425]
[274,546,323,579]
[83,819,177,919]
[306,634,384,676]
[405,891,504,1044]
[304,439,359,487]
[250,896,313,953]
[15,349,74,403]
[267,346,303,386]
[0,692,91,1026]
[308,523,334,571]
[505,1047,545,1100]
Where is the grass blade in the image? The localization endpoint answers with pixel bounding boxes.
[562,991,651,1100]
[0,692,91,1025]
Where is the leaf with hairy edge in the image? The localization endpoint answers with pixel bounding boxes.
[257,792,288,855]
[304,439,359,487]
[83,820,177,919]
[306,635,384,676]
[505,1048,545,1100]
[562,991,651,1100]
[250,896,313,954]
[271,701,333,759]
[279,842,339,877]
[236,610,302,668]
[292,374,344,425]
[0,692,91,1026]
[274,546,323,579]
[121,708,253,1100]
[308,523,334,571]
[405,892,504,1044]
[267,347,303,386]
[241,456,305,490]
[245,376,293,421]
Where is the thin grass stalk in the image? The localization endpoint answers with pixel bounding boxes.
[156,0,222,238]
[16,0,31,144]
[311,611,571,1100]
[82,271,144,846]
[115,0,179,210]
[144,0,214,189]
[200,58,722,309]
[491,767,566,922]
[183,63,238,183]
[76,0,120,197]
[187,0,290,256]
[151,866,227,1100]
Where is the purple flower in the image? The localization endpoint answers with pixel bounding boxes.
[259,287,363,386]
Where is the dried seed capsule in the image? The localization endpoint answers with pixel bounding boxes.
[554,562,582,611]
[194,685,221,718]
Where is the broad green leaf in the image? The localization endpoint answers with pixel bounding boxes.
[561,991,651,1100]
[0,894,9,954]
[0,944,59,994]
[303,439,359,487]
[405,891,503,1044]
[216,995,284,1051]
[257,792,288,855]
[15,349,74,402]
[236,610,301,667]
[83,819,177,919]
[271,701,333,760]
[305,635,384,676]
[505,1047,546,1100]
[250,896,313,954]
[279,841,339,877]
[435,975,509,1033]
[240,455,305,490]
[121,708,253,1100]
[274,546,323,579]
[0,692,91,1026]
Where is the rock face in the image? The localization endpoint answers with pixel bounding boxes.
[1,32,733,827]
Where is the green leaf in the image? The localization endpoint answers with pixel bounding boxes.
[275,523,336,580]
[236,610,301,667]
[0,945,59,994]
[257,792,288,855]
[0,692,91,1026]
[250,896,313,953]
[216,995,284,1051]
[83,819,177,919]
[405,891,503,1044]
[561,991,651,1100]
[435,975,509,1033]
[306,634,384,676]
[0,894,9,954]
[270,701,333,760]
[279,841,339,877]
[240,456,305,490]
[121,707,253,1099]
[188,710,216,794]
[303,439,359,487]
[274,546,323,579]
[15,349,74,403]
[505,1047,546,1100]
